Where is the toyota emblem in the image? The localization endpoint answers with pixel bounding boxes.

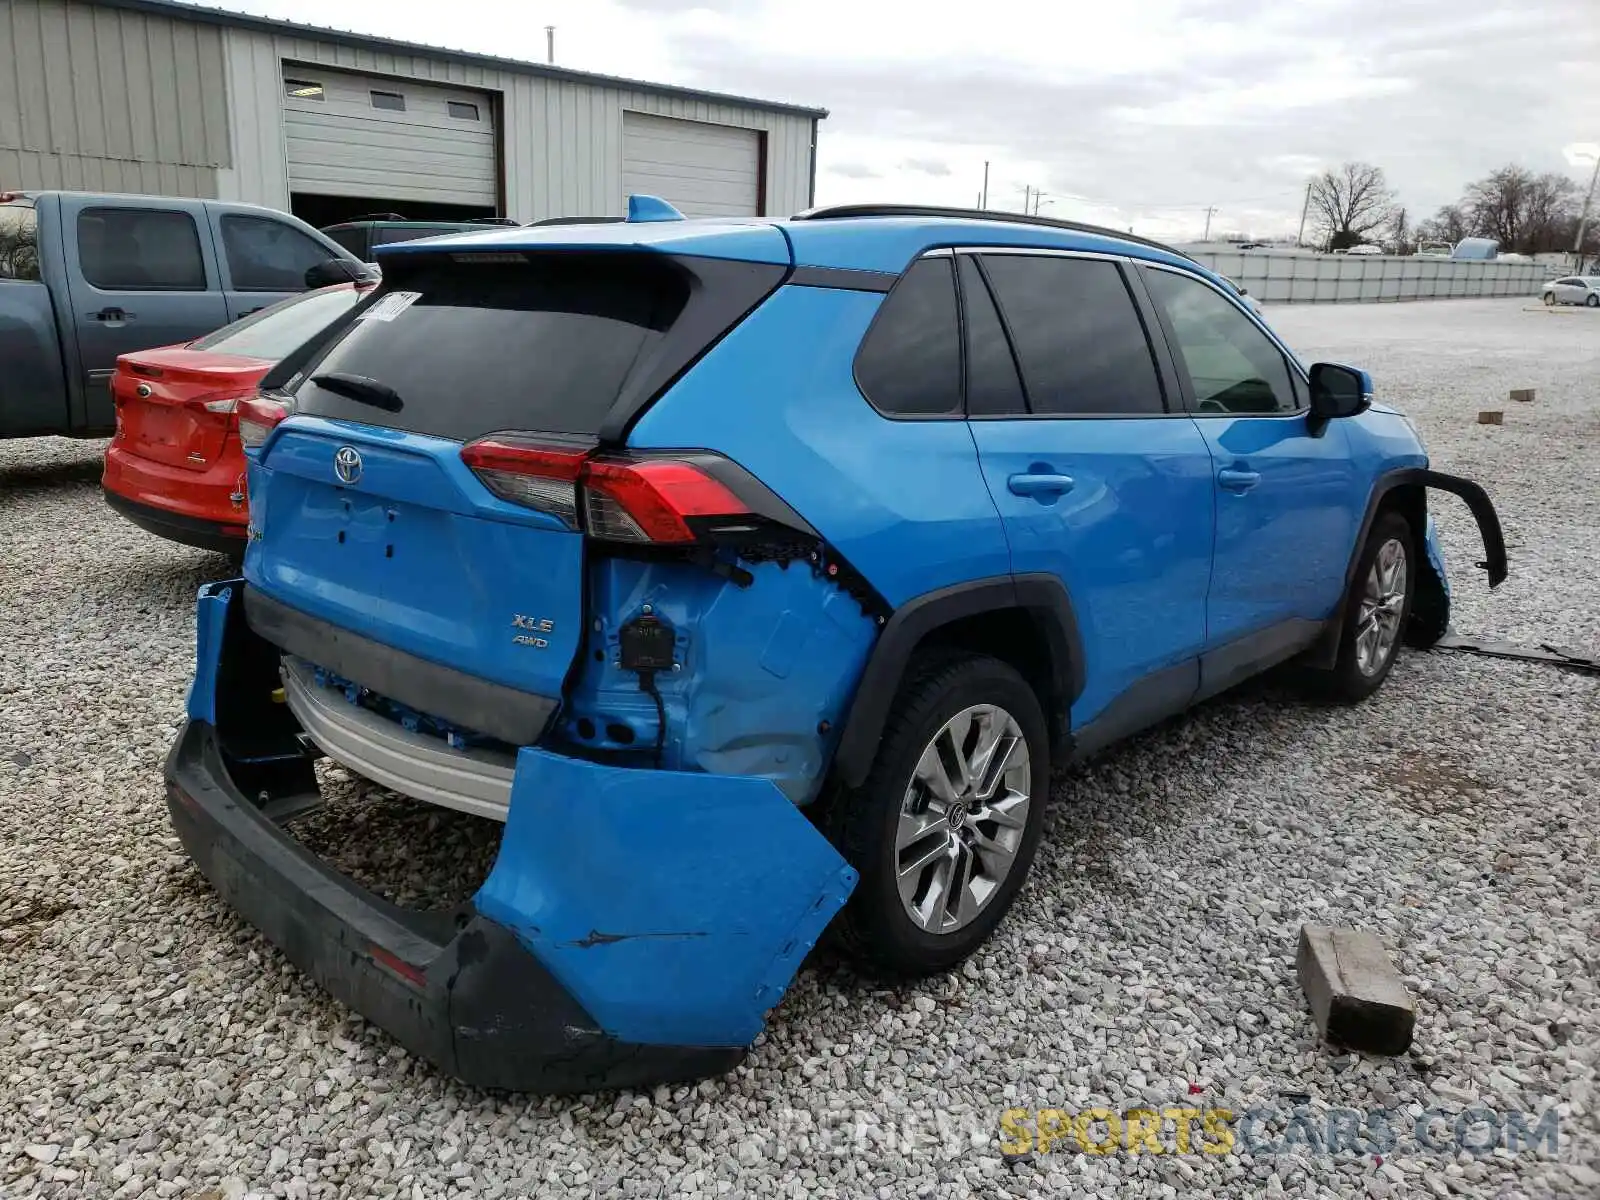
[333,445,363,485]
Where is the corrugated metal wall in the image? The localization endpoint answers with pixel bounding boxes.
[216,27,817,220]
[1187,250,1555,303]
[0,0,231,195]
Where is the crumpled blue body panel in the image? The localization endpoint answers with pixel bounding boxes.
[475,746,858,1048]
[186,581,237,724]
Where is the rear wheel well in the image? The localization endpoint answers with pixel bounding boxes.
[917,609,1067,757]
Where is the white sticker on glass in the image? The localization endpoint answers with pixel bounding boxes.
[357,291,422,322]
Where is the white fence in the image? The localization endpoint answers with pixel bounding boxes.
[1182,250,1553,304]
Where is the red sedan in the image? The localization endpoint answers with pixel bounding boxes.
[103,283,371,554]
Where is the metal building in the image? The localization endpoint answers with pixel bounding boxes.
[0,0,825,225]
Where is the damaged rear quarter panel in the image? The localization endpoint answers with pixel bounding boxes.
[561,555,879,805]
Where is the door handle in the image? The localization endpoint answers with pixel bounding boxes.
[90,307,134,324]
[1008,472,1075,498]
[241,307,265,316]
[1217,467,1262,493]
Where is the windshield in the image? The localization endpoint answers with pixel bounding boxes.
[191,286,366,361]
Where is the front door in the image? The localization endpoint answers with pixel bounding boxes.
[60,196,228,433]
[1139,264,1360,653]
[208,209,341,322]
[960,251,1216,729]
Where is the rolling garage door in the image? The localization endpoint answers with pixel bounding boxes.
[622,113,761,217]
[283,68,497,206]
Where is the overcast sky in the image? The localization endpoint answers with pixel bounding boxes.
[217,0,1599,240]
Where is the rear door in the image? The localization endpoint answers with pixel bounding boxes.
[246,250,727,720]
[957,250,1216,728]
[1139,263,1359,649]
[0,200,72,437]
[209,209,349,322]
[60,196,228,433]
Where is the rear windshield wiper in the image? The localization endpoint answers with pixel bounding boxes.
[310,372,404,412]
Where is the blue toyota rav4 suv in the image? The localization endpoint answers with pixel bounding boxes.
[166,199,1505,1093]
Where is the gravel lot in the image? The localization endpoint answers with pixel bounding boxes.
[2,297,1596,1199]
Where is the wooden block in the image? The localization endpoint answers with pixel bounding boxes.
[1510,389,1535,403]
[1297,925,1416,1056]
[1478,411,1503,425]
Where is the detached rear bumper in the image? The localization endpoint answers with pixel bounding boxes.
[166,579,857,1093]
[165,720,743,1092]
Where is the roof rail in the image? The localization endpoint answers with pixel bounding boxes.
[467,217,521,226]
[789,203,1191,261]
[344,212,410,223]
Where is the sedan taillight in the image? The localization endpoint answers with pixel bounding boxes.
[237,396,291,448]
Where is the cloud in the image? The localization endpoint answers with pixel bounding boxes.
[214,0,1600,241]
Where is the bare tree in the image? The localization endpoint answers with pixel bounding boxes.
[1463,166,1576,253]
[1416,204,1472,246]
[1308,162,1396,250]
[1386,207,1411,255]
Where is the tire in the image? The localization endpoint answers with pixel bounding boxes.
[819,651,1049,976]
[1543,291,1555,306]
[1587,293,1599,308]
[1319,511,1415,703]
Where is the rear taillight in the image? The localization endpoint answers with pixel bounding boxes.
[237,395,290,448]
[190,393,253,415]
[460,438,750,543]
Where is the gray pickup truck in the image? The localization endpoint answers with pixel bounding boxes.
[0,191,364,440]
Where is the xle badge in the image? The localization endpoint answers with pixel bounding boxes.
[512,614,554,648]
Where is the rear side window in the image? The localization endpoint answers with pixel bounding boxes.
[294,254,691,440]
[190,285,364,360]
[980,255,1165,416]
[221,214,338,291]
[1143,267,1297,415]
[77,208,206,291]
[957,255,1025,417]
[854,257,961,417]
[0,206,40,281]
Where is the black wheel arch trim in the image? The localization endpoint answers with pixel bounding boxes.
[1308,466,1507,669]
[1352,467,1508,590]
[831,573,1084,789]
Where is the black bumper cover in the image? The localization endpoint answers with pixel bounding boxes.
[164,719,742,1093]
[104,489,246,557]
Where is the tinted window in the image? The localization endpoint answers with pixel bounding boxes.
[448,101,480,120]
[0,206,40,282]
[957,256,1025,417]
[294,253,690,440]
[221,214,336,291]
[854,257,961,416]
[78,208,206,290]
[374,225,468,248]
[371,90,406,111]
[190,285,365,360]
[981,255,1164,416]
[1144,268,1297,415]
[324,226,370,258]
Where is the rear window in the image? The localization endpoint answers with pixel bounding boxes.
[77,207,206,291]
[191,285,365,360]
[293,254,691,440]
[0,205,40,281]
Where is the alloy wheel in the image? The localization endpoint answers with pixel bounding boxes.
[1355,537,1408,676]
[894,704,1032,934]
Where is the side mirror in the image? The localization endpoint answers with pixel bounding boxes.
[1308,362,1372,433]
[304,258,377,289]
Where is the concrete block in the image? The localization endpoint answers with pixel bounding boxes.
[1477,410,1503,425]
[1510,388,1535,403]
[1297,925,1416,1055]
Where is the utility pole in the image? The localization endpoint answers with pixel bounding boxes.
[1296,179,1312,247]
[1202,206,1217,241]
[981,161,989,210]
[1022,185,1031,215]
[546,26,555,64]
[1574,151,1600,267]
